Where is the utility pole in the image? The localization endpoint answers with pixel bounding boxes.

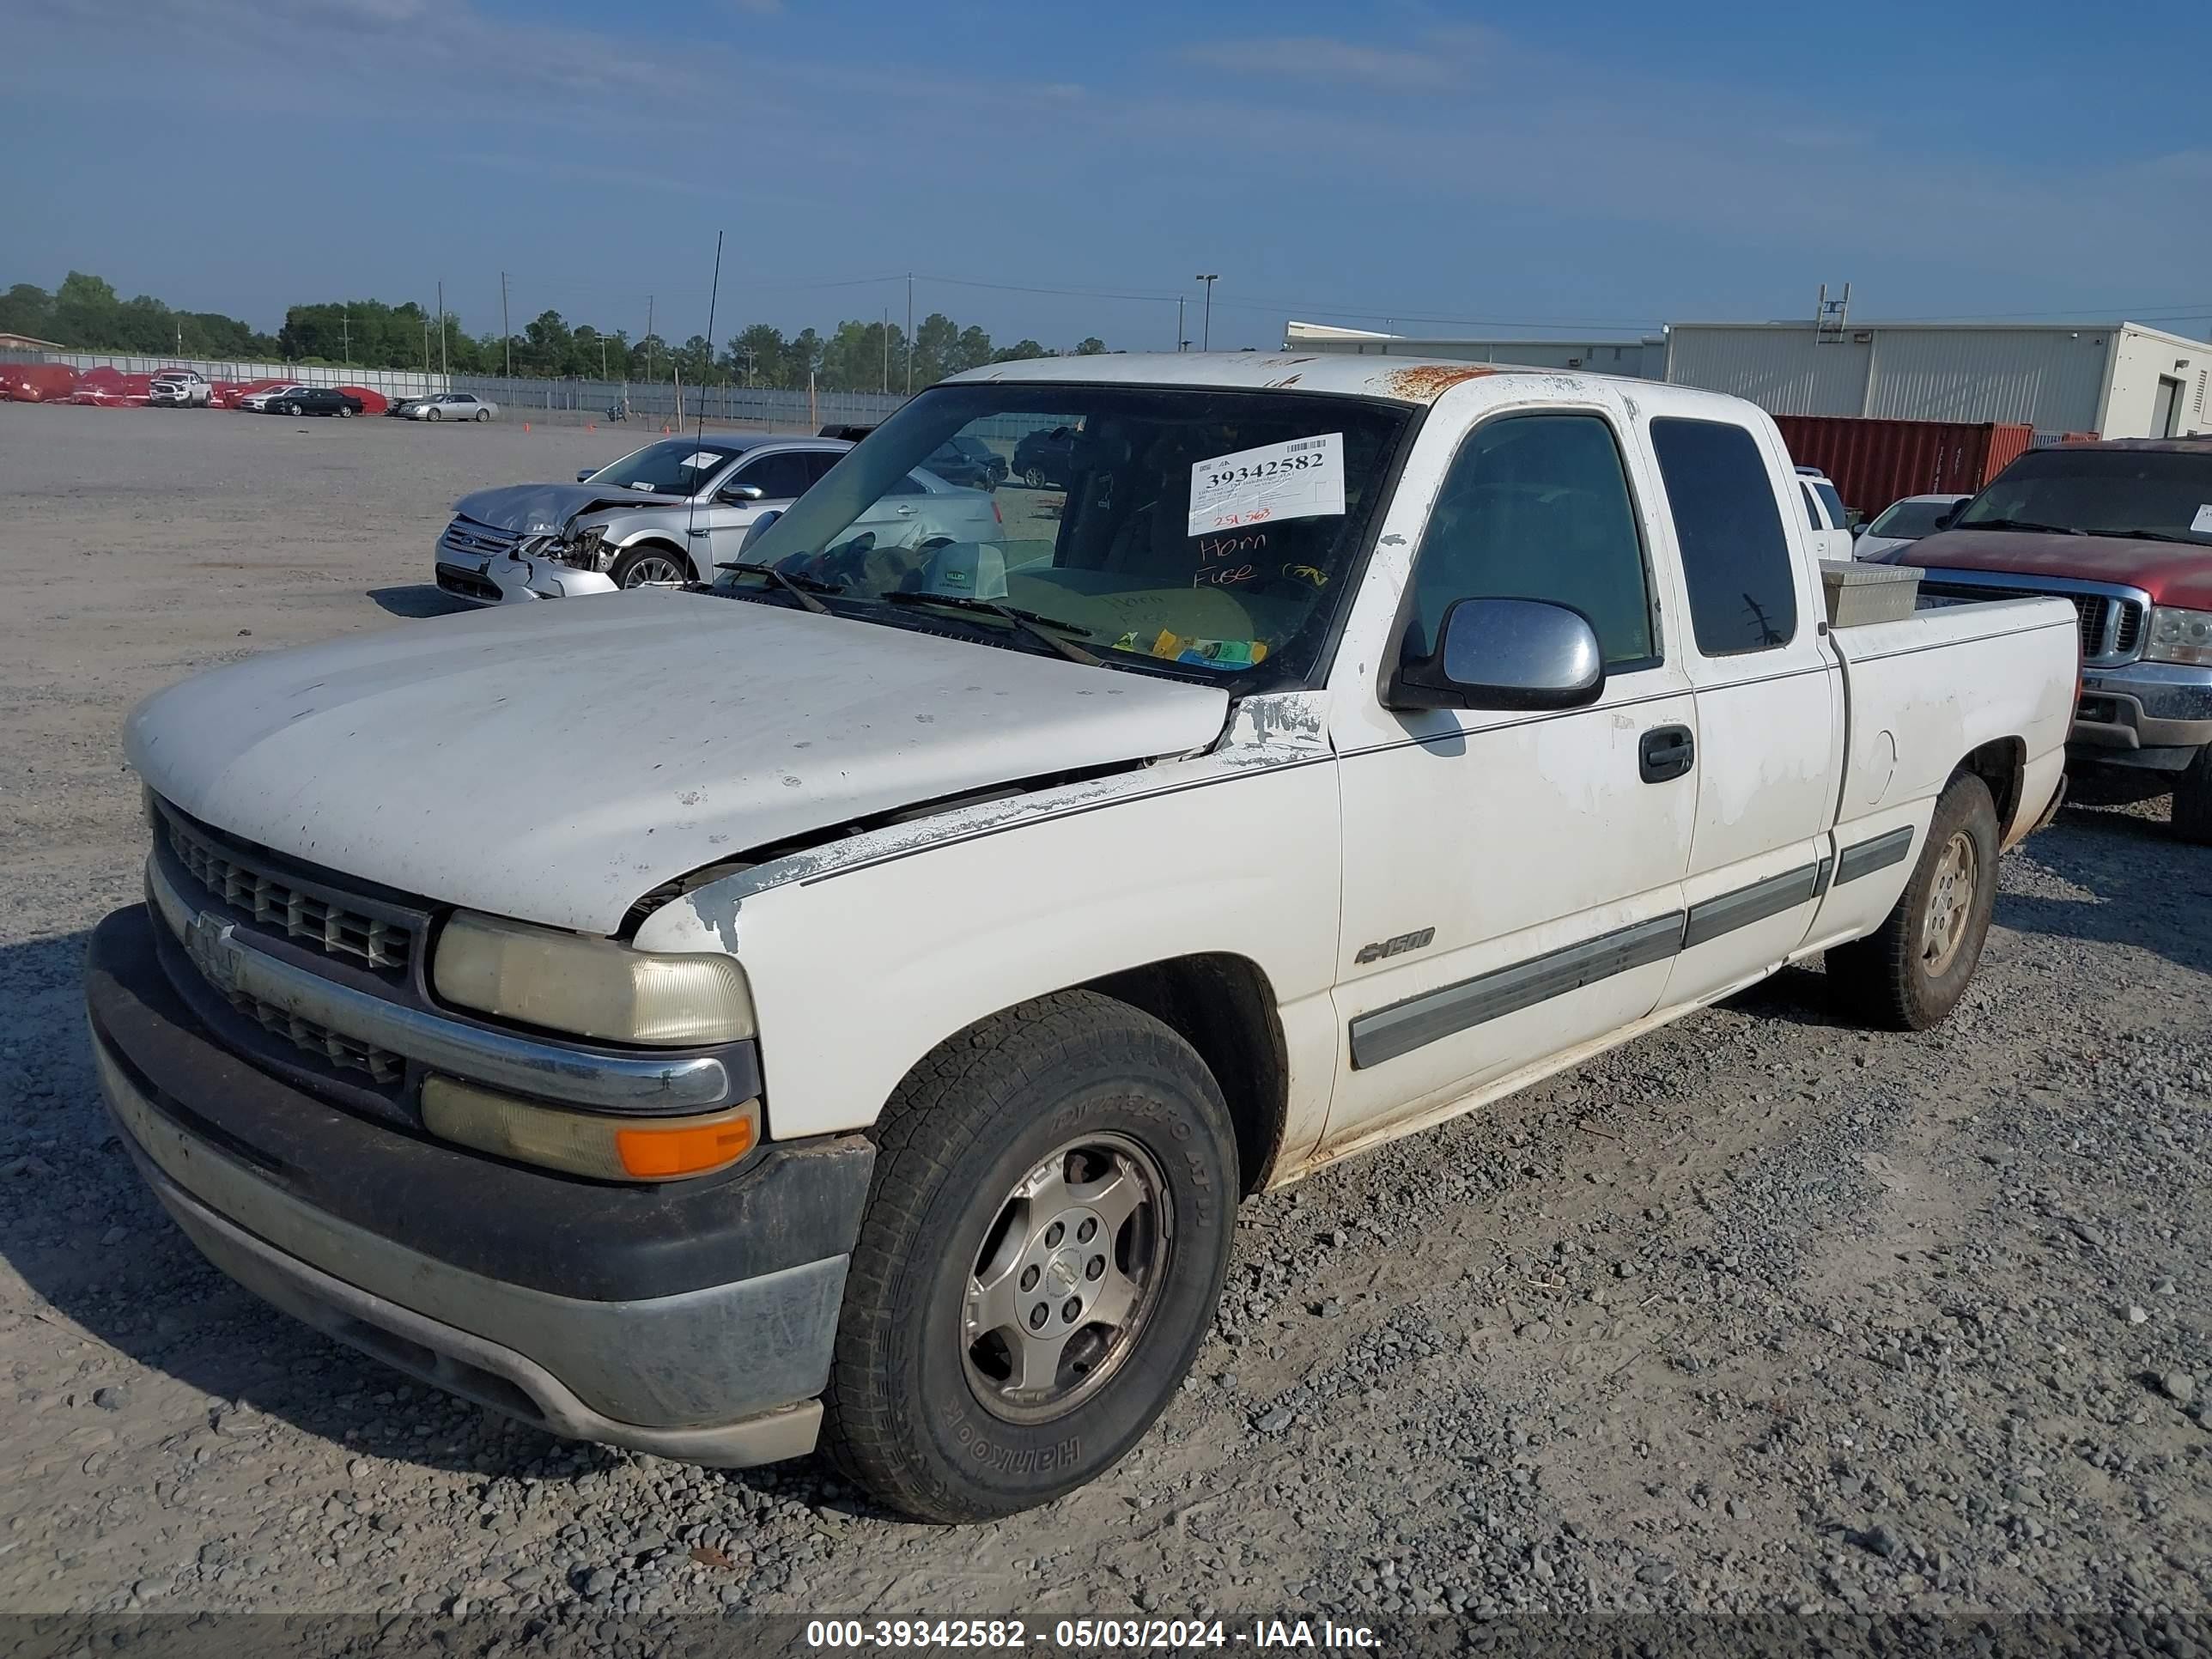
[501,272,511,377]
[600,338,608,381]
[176,319,183,356]
[1194,274,1218,351]
[342,310,349,372]
[1176,297,1185,352]
[904,273,914,396]
[646,295,655,385]
[437,279,447,377]
[882,308,889,393]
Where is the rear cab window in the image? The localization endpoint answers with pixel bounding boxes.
[1651,419,1799,655]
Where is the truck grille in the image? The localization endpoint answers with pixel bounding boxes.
[160,806,417,973]
[1917,577,2146,666]
[222,986,405,1085]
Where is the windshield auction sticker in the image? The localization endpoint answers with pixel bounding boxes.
[1188,433,1345,538]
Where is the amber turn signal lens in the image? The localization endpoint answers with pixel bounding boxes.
[422,1076,760,1182]
[616,1115,757,1179]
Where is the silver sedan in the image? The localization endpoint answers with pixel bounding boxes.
[405,393,500,422]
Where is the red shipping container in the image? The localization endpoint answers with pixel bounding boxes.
[1771,416,2034,519]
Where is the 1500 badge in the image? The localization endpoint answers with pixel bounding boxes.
[1354,927,1434,964]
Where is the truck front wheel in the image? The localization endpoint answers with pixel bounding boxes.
[1828,770,2000,1031]
[820,990,1238,1522]
[2171,746,2212,845]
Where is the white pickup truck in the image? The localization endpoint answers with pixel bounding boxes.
[90,354,2076,1523]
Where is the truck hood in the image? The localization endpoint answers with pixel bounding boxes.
[1902,528,2212,609]
[453,482,688,535]
[126,592,1231,933]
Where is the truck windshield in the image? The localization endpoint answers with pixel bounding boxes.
[1954,449,2212,545]
[726,383,1413,687]
[586,440,748,495]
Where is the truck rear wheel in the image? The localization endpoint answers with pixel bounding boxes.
[1828,770,1999,1031]
[820,990,1238,1522]
[2172,746,2212,846]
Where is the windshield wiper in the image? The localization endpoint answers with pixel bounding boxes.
[2094,528,2209,545]
[878,592,1103,666]
[713,560,842,616]
[1958,517,2084,536]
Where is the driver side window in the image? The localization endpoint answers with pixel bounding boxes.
[1404,414,1657,668]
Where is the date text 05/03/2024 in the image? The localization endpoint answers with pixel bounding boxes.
[804,1619,1382,1650]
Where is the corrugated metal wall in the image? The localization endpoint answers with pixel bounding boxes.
[1664,325,2112,432]
[1289,335,1668,379]
[1771,416,2033,515]
[1664,328,1870,416]
[1862,329,2107,431]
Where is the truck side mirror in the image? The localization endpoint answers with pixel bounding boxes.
[576,468,594,482]
[738,510,782,556]
[1386,597,1605,712]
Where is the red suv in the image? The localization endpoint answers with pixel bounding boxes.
[1869,438,2212,842]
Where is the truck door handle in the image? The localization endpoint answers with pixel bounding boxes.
[1639,725,1694,783]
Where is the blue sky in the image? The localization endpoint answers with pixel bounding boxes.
[7,0,2210,350]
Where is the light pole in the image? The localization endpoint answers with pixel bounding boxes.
[1176,297,1185,352]
[1194,274,1218,351]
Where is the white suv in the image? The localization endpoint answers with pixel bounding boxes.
[148,369,212,408]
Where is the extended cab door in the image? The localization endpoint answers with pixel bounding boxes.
[1643,411,1844,1009]
[1325,396,1699,1147]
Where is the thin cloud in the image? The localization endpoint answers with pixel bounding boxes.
[1180,33,1472,92]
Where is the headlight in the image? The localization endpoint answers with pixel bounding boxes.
[2144,605,2212,667]
[422,1077,757,1181]
[433,912,754,1045]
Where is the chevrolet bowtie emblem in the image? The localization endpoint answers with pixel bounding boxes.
[185,911,240,992]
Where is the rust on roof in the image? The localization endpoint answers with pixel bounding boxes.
[1382,363,1501,402]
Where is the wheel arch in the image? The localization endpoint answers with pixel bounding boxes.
[1077,952,1290,1197]
[1959,736,2026,840]
[611,533,698,581]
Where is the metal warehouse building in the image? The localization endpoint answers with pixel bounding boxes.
[1284,318,2212,440]
[1282,322,1669,381]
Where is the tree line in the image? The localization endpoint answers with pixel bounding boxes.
[0,272,1111,390]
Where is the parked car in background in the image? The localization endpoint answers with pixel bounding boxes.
[434,434,1001,605]
[923,435,1002,492]
[1012,423,1078,487]
[264,387,364,417]
[237,383,309,412]
[1794,465,1855,561]
[404,392,497,422]
[1855,494,1970,561]
[819,424,876,443]
[148,369,212,408]
[387,396,431,418]
[1866,438,2212,840]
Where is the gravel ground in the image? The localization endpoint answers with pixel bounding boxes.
[1,400,2208,1636]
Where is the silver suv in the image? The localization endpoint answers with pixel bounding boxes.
[434,434,1004,605]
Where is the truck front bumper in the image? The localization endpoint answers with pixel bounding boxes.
[86,904,872,1468]
[2072,662,2212,770]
